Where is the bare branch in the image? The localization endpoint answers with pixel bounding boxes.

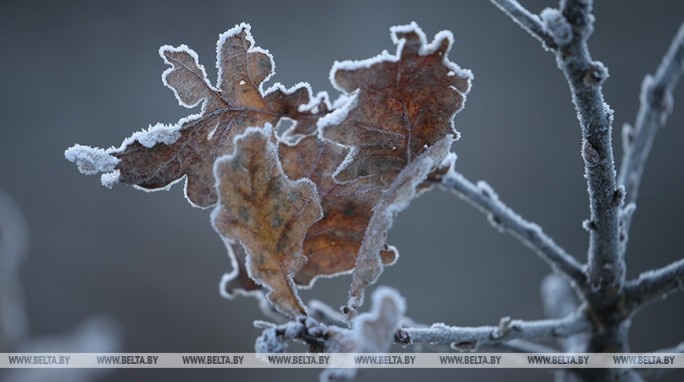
[395,313,589,347]
[491,0,623,290]
[624,258,684,313]
[441,169,587,290]
[554,0,624,291]
[489,0,557,50]
[618,23,684,250]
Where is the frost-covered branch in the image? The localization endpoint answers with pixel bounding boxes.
[555,0,622,291]
[395,313,588,347]
[255,318,331,354]
[624,258,684,313]
[440,169,587,290]
[489,0,557,50]
[491,1,644,361]
[494,0,623,291]
[618,23,684,249]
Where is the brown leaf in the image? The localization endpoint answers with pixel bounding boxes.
[211,125,322,318]
[67,23,324,208]
[320,22,472,184]
[278,136,398,287]
[346,135,452,316]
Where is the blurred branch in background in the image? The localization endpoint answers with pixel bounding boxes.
[0,190,122,382]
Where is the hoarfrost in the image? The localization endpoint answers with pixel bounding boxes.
[121,122,182,148]
[297,91,332,114]
[255,325,288,354]
[317,91,358,135]
[540,8,572,46]
[100,170,120,189]
[64,145,119,175]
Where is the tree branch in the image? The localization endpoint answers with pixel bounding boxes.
[489,0,557,50]
[440,169,588,290]
[617,23,684,251]
[492,0,622,291]
[624,258,684,313]
[395,313,589,347]
[556,0,623,291]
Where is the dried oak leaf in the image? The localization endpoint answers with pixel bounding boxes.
[346,135,452,316]
[65,23,324,208]
[211,125,322,318]
[278,135,398,287]
[320,22,472,184]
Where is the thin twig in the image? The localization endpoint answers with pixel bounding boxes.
[618,23,684,251]
[441,169,587,291]
[624,258,684,313]
[489,0,557,50]
[395,313,588,347]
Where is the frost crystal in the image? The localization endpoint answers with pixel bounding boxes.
[64,145,119,175]
[122,123,182,148]
[100,170,120,189]
[540,8,572,46]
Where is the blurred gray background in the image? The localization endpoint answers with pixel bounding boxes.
[1,0,683,381]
